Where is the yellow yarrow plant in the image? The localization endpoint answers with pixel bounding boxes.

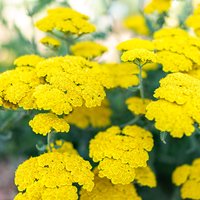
[172,158,200,199]
[14,152,94,200]
[89,125,154,184]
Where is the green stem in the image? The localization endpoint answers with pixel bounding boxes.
[47,132,52,152]
[137,63,144,99]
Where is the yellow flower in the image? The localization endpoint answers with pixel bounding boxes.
[70,41,107,59]
[156,51,193,72]
[0,67,41,109]
[186,4,200,37]
[117,38,154,51]
[89,125,154,184]
[35,7,95,35]
[35,56,106,112]
[135,166,157,187]
[121,48,157,65]
[100,63,147,89]
[146,73,200,138]
[14,152,94,200]
[64,100,111,129]
[29,113,70,135]
[172,158,200,199]
[40,36,61,47]
[142,63,159,71]
[80,169,142,200]
[153,27,189,39]
[14,54,44,67]
[153,28,200,72]
[123,14,149,35]
[126,97,151,115]
[144,0,172,14]
[172,165,191,186]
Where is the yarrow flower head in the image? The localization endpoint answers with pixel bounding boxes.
[14,54,45,67]
[144,0,172,14]
[89,125,154,184]
[64,99,112,129]
[186,4,200,37]
[14,152,94,200]
[121,48,157,65]
[153,28,200,72]
[70,41,107,59]
[40,36,61,48]
[35,7,96,35]
[29,113,70,135]
[172,158,200,199]
[80,169,142,200]
[0,66,41,110]
[123,14,150,36]
[126,97,151,115]
[117,38,154,51]
[146,73,200,138]
[100,63,147,88]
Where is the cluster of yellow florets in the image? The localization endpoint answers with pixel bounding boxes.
[126,97,151,115]
[146,73,200,138]
[186,4,200,37]
[35,7,95,35]
[40,36,61,48]
[70,41,107,59]
[144,0,172,14]
[29,113,70,136]
[118,27,200,72]
[153,28,200,72]
[89,125,154,184]
[64,100,112,129]
[80,169,142,200]
[14,152,94,200]
[100,63,147,88]
[121,48,157,65]
[172,158,200,199]
[123,15,150,36]
[0,54,116,134]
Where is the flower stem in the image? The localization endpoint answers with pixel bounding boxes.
[47,132,52,152]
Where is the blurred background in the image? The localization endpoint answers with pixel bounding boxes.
[0,0,199,199]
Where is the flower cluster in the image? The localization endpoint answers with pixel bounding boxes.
[40,36,61,48]
[100,63,147,88]
[89,125,154,184]
[14,54,45,67]
[14,152,94,200]
[123,15,149,36]
[186,4,200,37]
[0,54,113,135]
[29,113,70,136]
[35,7,95,35]
[117,38,154,52]
[146,72,200,138]
[121,48,157,65]
[70,41,107,59]
[80,169,142,200]
[64,100,112,129]
[126,97,151,115]
[153,28,200,72]
[144,0,172,14]
[172,158,200,199]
